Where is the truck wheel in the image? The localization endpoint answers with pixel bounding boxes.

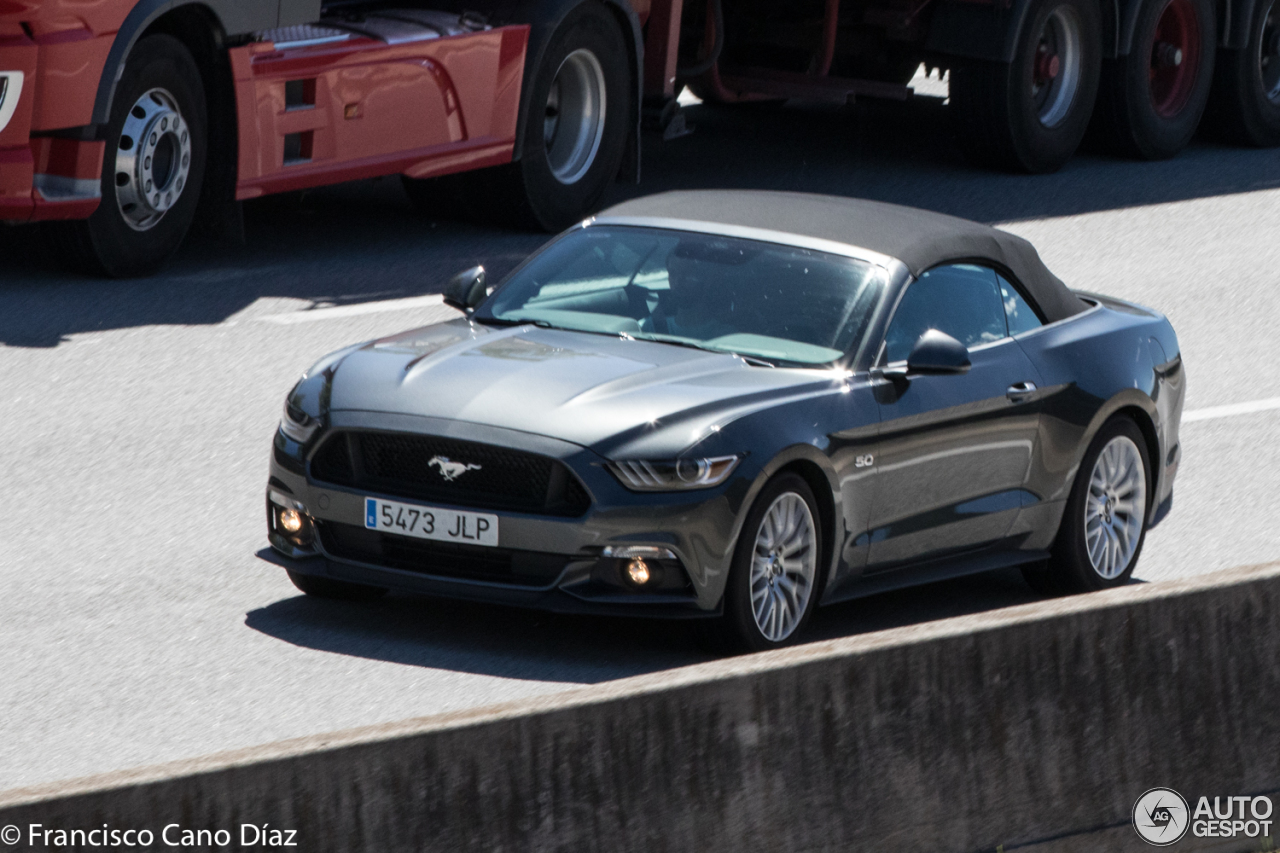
[1090,0,1215,158]
[1206,0,1280,145]
[1024,417,1151,594]
[949,0,1102,172]
[457,4,630,230]
[50,35,206,277]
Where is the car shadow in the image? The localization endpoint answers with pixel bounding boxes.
[4,90,1280,346]
[244,560,1071,684]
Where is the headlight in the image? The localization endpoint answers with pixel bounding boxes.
[279,400,319,444]
[607,456,740,491]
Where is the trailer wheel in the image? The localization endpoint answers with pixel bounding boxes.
[49,35,207,277]
[1090,0,1215,158]
[1206,0,1280,145]
[950,0,1102,172]
[440,4,629,231]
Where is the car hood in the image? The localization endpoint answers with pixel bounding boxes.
[327,320,845,457]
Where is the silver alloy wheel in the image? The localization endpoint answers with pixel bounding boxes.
[749,491,817,643]
[543,48,607,185]
[1084,435,1147,579]
[1033,5,1084,127]
[114,87,192,232]
[1258,1,1280,102]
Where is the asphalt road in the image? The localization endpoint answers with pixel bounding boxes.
[2,88,1279,791]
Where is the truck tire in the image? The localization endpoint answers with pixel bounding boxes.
[949,0,1102,172]
[1090,0,1215,158]
[1206,0,1280,145]
[447,3,630,230]
[49,35,207,277]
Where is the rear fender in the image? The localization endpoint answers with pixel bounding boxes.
[926,0,1124,61]
[924,0,1039,63]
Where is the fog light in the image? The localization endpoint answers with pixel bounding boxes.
[626,557,651,586]
[279,508,304,534]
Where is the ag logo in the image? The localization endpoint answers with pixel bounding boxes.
[1133,788,1190,846]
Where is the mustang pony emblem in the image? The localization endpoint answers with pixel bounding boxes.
[428,455,482,482]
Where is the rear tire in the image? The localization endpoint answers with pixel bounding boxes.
[47,35,207,277]
[1206,0,1280,145]
[1027,417,1152,594]
[1089,0,1216,158]
[949,0,1102,172]
[713,473,824,653]
[432,4,631,231]
[286,570,387,601]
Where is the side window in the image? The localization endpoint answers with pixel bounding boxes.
[882,263,1007,363]
[997,272,1044,336]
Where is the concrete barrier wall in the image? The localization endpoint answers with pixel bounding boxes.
[4,562,1279,853]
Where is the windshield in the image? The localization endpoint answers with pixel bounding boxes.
[475,226,885,366]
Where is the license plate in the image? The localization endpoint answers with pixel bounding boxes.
[364,497,498,547]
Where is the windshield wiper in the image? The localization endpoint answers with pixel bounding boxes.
[629,333,728,355]
[473,315,553,328]
[628,333,777,366]
[737,354,776,368]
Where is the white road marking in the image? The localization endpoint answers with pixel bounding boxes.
[1183,397,1280,423]
[257,294,448,325]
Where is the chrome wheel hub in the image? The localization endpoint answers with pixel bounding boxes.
[1033,6,1084,128]
[543,48,606,185]
[749,492,817,643]
[114,88,192,232]
[1084,435,1147,580]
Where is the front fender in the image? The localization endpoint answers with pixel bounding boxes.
[704,441,844,611]
[91,0,290,127]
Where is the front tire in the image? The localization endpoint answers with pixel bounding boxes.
[1206,0,1280,145]
[949,0,1102,172]
[433,4,631,231]
[1024,417,1152,594]
[716,473,824,653]
[1090,0,1216,158]
[48,35,207,277]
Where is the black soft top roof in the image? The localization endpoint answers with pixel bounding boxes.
[599,191,1088,323]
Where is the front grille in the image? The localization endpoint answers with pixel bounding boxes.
[319,521,571,586]
[309,430,590,516]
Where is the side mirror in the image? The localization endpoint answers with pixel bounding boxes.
[443,265,486,311]
[906,329,971,374]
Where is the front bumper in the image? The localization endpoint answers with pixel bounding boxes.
[267,411,745,617]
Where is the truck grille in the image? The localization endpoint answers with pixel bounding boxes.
[309,430,590,517]
[318,522,571,587]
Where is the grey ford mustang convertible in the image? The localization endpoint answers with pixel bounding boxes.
[266,191,1184,650]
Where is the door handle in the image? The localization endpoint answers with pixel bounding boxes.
[1006,381,1037,402]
